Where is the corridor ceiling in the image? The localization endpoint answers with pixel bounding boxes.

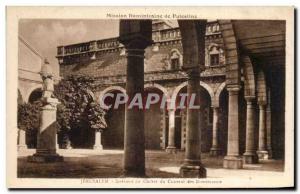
[232,20,286,68]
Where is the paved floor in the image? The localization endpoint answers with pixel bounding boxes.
[18,149,284,178]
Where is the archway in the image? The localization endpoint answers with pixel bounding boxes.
[144,86,166,150]
[26,88,43,148]
[101,88,126,149]
[28,88,42,104]
[172,84,213,152]
[218,87,228,155]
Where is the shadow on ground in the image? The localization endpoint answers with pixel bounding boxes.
[18,150,284,178]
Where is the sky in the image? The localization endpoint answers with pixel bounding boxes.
[19,19,121,76]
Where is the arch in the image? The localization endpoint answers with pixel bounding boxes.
[144,83,169,98]
[98,85,126,103]
[171,81,214,106]
[214,82,226,107]
[256,70,267,104]
[18,89,24,104]
[242,55,256,97]
[25,86,42,103]
[171,82,188,104]
[200,81,214,100]
[218,20,241,86]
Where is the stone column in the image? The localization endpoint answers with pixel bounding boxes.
[18,128,27,151]
[180,70,206,178]
[210,107,222,156]
[93,130,103,150]
[243,96,258,164]
[223,86,243,169]
[27,59,63,163]
[257,103,269,159]
[119,20,152,177]
[166,108,177,153]
[266,102,272,159]
[266,89,273,159]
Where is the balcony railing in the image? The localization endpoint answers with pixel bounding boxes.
[57,21,221,57]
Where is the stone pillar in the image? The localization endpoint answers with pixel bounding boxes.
[166,108,176,153]
[18,128,27,151]
[223,86,243,169]
[266,102,272,159]
[210,107,222,156]
[257,103,269,160]
[94,130,103,150]
[243,96,258,164]
[119,20,152,177]
[266,89,273,159]
[180,70,206,178]
[27,59,63,163]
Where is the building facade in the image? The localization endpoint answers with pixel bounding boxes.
[20,20,285,163]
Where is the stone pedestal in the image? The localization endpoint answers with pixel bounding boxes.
[243,96,258,164]
[223,155,243,169]
[93,131,103,150]
[18,128,27,151]
[223,87,243,169]
[180,70,206,178]
[119,20,152,177]
[210,107,222,156]
[166,109,177,154]
[28,98,63,163]
[257,103,268,160]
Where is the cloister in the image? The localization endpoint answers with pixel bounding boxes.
[18,19,286,178]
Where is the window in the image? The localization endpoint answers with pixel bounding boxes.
[171,58,180,70]
[210,54,219,66]
[169,49,182,70]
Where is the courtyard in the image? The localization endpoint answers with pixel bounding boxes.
[18,149,284,179]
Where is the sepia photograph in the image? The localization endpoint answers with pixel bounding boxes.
[6,6,294,188]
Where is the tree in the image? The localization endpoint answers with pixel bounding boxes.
[54,75,107,148]
[17,100,42,148]
[17,75,107,148]
[17,101,42,132]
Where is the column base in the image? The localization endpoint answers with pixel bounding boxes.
[166,146,177,154]
[27,153,63,163]
[223,155,243,169]
[180,164,207,178]
[243,152,258,164]
[18,145,28,151]
[210,147,222,156]
[257,150,269,160]
[93,145,103,150]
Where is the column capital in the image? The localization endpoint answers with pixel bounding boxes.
[258,101,267,107]
[245,96,256,104]
[211,106,219,110]
[226,85,241,93]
